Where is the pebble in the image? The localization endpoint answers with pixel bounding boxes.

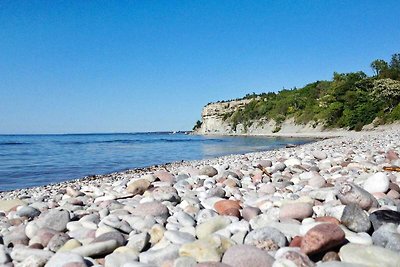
[196,217,231,239]
[340,203,371,232]
[131,201,170,219]
[301,223,345,255]
[38,209,70,232]
[126,179,151,195]
[363,172,390,193]
[222,244,275,267]
[199,166,218,177]
[45,252,87,267]
[139,244,179,266]
[70,240,119,257]
[10,247,54,262]
[339,243,400,267]
[371,223,400,251]
[369,209,400,230]
[214,200,241,217]
[337,183,378,210]
[179,239,223,262]
[279,203,313,220]
[244,226,287,250]
[16,206,41,218]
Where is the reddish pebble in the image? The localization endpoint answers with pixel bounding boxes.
[301,223,345,255]
[315,216,340,225]
[214,200,241,217]
[289,236,302,247]
[154,170,175,183]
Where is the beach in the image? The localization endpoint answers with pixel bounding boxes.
[1,126,400,267]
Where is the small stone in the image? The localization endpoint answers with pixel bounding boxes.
[312,150,327,160]
[70,240,119,257]
[222,245,275,267]
[131,201,170,219]
[18,255,49,267]
[322,251,341,262]
[127,232,150,252]
[308,174,326,188]
[154,170,175,182]
[16,206,41,218]
[242,207,260,221]
[10,247,54,262]
[339,243,400,266]
[152,186,180,202]
[126,179,150,195]
[199,166,218,177]
[179,239,223,262]
[301,223,345,255]
[139,244,179,266]
[363,172,390,193]
[92,231,126,247]
[371,223,400,251]
[58,239,82,252]
[39,209,70,232]
[105,248,139,267]
[341,203,371,232]
[275,248,315,267]
[165,230,195,245]
[337,183,378,210]
[369,210,400,230]
[244,226,287,250]
[315,216,340,225]
[280,203,313,220]
[47,233,70,252]
[45,252,86,267]
[214,200,241,217]
[196,217,231,239]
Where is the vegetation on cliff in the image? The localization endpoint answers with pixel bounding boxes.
[206,53,400,131]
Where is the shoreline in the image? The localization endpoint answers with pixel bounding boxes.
[1,126,400,266]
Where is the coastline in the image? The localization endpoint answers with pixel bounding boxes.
[1,126,400,266]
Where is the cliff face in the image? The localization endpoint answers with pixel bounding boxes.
[194,100,325,135]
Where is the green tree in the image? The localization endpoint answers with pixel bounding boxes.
[371,59,389,77]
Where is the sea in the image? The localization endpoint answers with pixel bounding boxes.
[0,132,314,191]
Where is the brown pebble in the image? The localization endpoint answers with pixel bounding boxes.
[29,243,44,249]
[301,223,345,255]
[315,216,340,225]
[289,236,302,247]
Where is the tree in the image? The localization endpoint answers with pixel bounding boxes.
[370,59,389,76]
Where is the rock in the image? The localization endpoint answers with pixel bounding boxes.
[199,166,218,177]
[279,203,313,220]
[149,224,165,244]
[371,223,400,251]
[58,239,82,252]
[39,209,70,232]
[47,233,70,252]
[0,199,26,212]
[36,228,59,247]
[196,217,231,239]
[16,206,41,218]
[284,158,301,167]
[0,245,10,264]
[165,230,195,245]
[275,248,315,267]
[127,232,150,252]
[152,186,180,202]
[337,183,378,210]
[154,170,175,182]
[179,239,223,262]
[308,174,326,188]
[339,243,400,267]
[369,210,400,230]
[131,201,170,219]
[363,172,390,193]
[312,150,327,160]
[340,203,371,232]
[173,256,197,267]
[242,206,260,221]
[139,244,179,266]
[126,179,150,195]
[45,252,86,267]
[301,223,345,255]
[10,247,54,262]
[175,211,196,227]
[244,226,287,250]
[214,200,241,217]
[222,245,275,267]
[92,231,126,247]
[105,248,139,267]
[255,160,272,168]
[70,240,119,257]
[18,255,49,267]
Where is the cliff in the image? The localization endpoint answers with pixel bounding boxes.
[194,100,325,135]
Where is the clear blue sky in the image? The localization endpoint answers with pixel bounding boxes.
[1,1,399,134]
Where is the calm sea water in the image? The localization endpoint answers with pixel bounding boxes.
[0,133,313,191]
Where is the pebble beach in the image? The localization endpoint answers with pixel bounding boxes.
[1,127,400,267]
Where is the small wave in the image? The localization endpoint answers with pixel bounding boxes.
[55,138,225,145]
[0,142,30,146]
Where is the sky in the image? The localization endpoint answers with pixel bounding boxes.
[0,1,399,134]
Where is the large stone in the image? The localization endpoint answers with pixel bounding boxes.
[301,223,345,255]
[363,172,390,193]
[337,183,378,210]
[222,245,275,267]
[341,203,371,232]
[339,243,400,267]
[16,206,41,218]
[371,223,400,251]
[244,226,287,250]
